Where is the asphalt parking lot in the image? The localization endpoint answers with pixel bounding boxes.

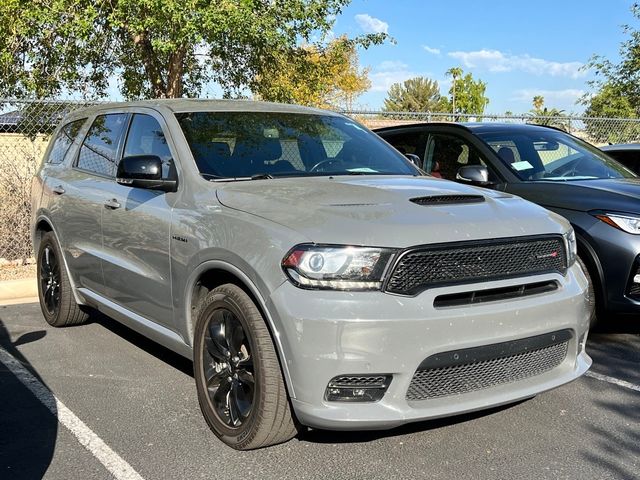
[0,302,638,480]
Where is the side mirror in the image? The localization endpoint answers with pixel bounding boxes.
[456,165,491,186]
[405,153,422,168]
[117,155,177,192]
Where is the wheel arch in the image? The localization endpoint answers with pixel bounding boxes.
[184,260,295,399]
[575,229,606,309]
[33,215,85,306]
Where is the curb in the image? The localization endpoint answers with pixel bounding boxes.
[0,277,37,302]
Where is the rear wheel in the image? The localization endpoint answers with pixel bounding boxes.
[37,232,88,327]
[193,284,298,450]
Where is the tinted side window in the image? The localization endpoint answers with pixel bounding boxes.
[48,119,86,164]
[77,114,128,176]
[426,133,498,181]
[381,130,426,158]
[123,114,174,178]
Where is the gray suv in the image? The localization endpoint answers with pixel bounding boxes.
[31,100,591,450]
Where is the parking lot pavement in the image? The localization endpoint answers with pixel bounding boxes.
[0,303,638,480]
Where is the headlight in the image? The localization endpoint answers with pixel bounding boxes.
[282,244,396,290]
[594,212,640,235]
[563,228,577,266]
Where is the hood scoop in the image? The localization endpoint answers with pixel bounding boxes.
[410,194,485,206]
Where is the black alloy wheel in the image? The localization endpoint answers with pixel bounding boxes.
[202,308,255,427]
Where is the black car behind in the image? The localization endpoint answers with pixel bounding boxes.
[376,122,640,322]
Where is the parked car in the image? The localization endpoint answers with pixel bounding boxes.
[32,101,591,450]
[600,143,640,175]
[376,122,640,323]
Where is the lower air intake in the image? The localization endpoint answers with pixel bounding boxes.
[406,331,571,401]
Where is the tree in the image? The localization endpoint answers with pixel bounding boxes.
[582,83,640,143]
[0,0,385,100]
[528,97,569,130]
[532,95,545,111]
[445,71,489,115]
[446,67,463,114]
[586,3,640,115]
[254,36,370,110]
[382,77,446,112]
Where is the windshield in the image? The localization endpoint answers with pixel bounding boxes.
[475,128,636,182]
[175,111,418,179]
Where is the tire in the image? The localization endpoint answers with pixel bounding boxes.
[37,232,88,327]
[577,255,597,327]
[193,284,298,450]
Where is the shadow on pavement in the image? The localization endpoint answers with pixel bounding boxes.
[0,319,56,480]
[580,387,640,479]
[90,311,193,377]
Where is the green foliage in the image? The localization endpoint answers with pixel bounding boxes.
[446,71,489,115]
[254,36,371,110]
[582,83,640,143]
[586,2,640,114]
[0,0,385,100]
[382,77,447,112]
[527,96,569,130]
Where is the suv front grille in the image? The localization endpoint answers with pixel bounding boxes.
[406,330,571,401]
[385,236,567,296]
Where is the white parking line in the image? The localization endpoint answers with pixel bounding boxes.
[585,370,640,393]
[0,347,145,480]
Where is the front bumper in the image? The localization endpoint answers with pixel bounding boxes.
[267,264,592,430]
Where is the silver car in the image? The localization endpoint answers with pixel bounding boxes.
[31,100,592,450]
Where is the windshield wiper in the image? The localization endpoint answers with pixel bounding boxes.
[250,173,274,180]
[201,173,226,180]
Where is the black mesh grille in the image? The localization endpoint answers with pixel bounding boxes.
[328,375,389,388]
[385,236,566,295]
[407,340,569,401]
[410,195,485,206]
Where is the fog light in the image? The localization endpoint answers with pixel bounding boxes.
[324,375,391,402]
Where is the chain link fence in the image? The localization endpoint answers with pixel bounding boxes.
[1,98,639,278]
[345,111,640,145]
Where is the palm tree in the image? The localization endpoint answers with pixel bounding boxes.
[532,95,545,111]
[446,67,463,114]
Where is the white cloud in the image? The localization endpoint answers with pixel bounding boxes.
[370,61,436,93]
[512,88,585,103]
[355,14,389,34]
[448,49,586,79]
[423,45,441,55]
[377,60,409,71]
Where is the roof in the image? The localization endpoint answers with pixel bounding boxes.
[65,99,341,119]
[600,143,640,151]
[374,122,561,134]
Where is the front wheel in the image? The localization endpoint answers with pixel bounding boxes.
[193,284,298,450]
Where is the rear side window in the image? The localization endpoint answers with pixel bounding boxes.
[47,119,86,164]
[77,114,128,176]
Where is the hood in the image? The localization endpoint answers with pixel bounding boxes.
[216,176,569,247]
[507,177,640,213]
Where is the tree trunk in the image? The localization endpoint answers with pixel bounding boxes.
[166,46,186,98]
[132,31,166,98]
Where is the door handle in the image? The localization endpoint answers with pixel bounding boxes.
[52,185,65,195]
[104,198,121,210]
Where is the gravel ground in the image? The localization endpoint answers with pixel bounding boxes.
[0,264,36,281]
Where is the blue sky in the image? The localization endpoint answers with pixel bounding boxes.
[329,0,637,113]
